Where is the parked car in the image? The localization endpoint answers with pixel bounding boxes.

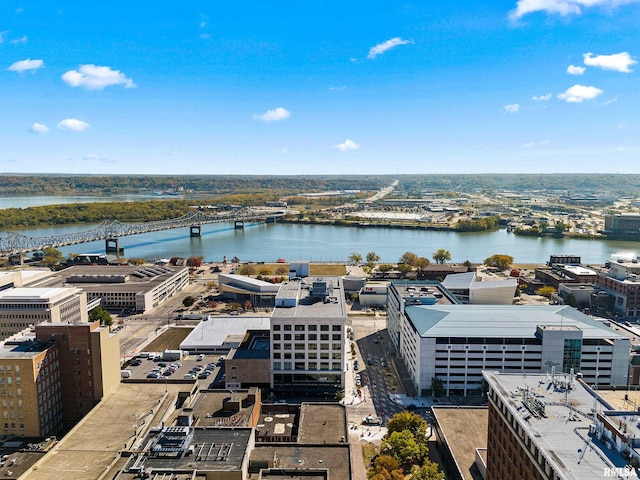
[147,372,160,378]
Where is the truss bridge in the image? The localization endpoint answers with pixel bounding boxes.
[0,208,285,256]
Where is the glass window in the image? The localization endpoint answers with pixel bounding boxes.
[308,362,317,370]
[308,333,317,341]
[284,325,292,331]
[295,334,305,341]
[273,334,281,340]
[308,325,317,331]
[320,325,329,331]
[295,325,305,331]
[332,325,341,331]
[295,343,305,350]
[332,334,341,341]
[321,334,329,341]
[273,362,281,370]
[320,343,329,350]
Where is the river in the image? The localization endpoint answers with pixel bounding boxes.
[2,195,639,264]
[7,221,640,265]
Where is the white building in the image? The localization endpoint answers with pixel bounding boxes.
[0,287,87,339]
[270,277,347,395]
[218,273,281,306]
[442,271,517,304]
[357,282,388,307]
[392,303,629,397]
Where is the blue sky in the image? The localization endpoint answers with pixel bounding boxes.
[1,1,640,175]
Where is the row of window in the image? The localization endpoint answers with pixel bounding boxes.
[273,361,342,371]
[273,343,342,351]
[272,324,342,332]
[272,333,341,341]
[274,352,341,360]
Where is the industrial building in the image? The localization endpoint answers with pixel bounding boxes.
[28,264,189,313]
[270,276,347,395]
[484,371,640,480]
[388,299,630,397]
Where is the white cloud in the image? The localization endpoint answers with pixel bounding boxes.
[532,93,552,101]
[253,107,290,122]
[10,35,27,45]
[0,31,7,44]
[329,86,347,91]
[583,52,636,73]
[8,58,43,73]
[334,139,360,151]
[557,84,603,103]
[61,64,136,90]
[278,147,288,154]
[29,123,49,134]
[523,139,550,148]
[504,103,520,113]
[509,0,640,21]
[199,33,211,40]
[367,37,412,59]
[81,154,114,163]
[567,64,585,75]
[200,21,207,28]
[57,119,90,131]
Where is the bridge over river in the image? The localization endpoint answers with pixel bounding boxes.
[0,207,285,256]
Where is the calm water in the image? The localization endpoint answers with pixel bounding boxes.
[3,195,639,264]
[7,221,640,265]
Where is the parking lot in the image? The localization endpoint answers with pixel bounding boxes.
[123,352,226,387]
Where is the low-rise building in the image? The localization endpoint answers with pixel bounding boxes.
[596,260,640,318]
[218,273,280,306]
[30,265,189,313]
[443,272,517,305]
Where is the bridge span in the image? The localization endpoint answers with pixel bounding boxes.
[0,208,285,256]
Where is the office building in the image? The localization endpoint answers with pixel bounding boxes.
[30,265,189,313]
[442,272,517,305]
[484,371,640,480]
[596,260,640,318]
[390,302,629,397]
[270,276,347,395]
[0,287,87,340]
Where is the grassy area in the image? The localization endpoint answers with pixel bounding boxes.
[309,264,347,276]
[361,441,378,467]
[144,327,193,352]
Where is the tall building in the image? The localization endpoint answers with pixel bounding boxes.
[0,334,61,438]
[484,371,640,480]
[270,277,347,395]
[596,260,640,318]
[35,320,120,428]
[0,287,87,340]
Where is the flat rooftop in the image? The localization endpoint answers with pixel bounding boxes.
[0,336,53,358]
[432,407,488,480]
[191,389,259,428]
[391,281,459,305]
[298,404,348,444]
[272,277,347,319]
[32,265,187,293]
[0,287,80,302]
[405,304,628,339]
[484,371,633,480]
[248,445,351,480]
[180,316,271,352]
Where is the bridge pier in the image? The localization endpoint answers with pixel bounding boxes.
[105,238,124,255]
[190,225,201,237]
[234,220,244,230]
[266,216,277,224]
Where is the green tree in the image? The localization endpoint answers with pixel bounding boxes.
[348,252,363,264]
[238,264,256,275]
[275,266,288,275]
[381,430,430,474]
[432,249,451,264]
[42,247,64,268]
[366,251,380,267]
[397,263,413,276]
[378,264,394,274]
[537,286,556,298]
[89,306,112,327]
[431,376,444,397]
[259,267,271,276]
[386,411,428,439]
[411,462,446,480]
[484,254,514,271]
[399,251,419,266]
[183,296,196,308]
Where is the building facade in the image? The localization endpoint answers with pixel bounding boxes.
[270,277,347,395]
[392,303,629,397]
[0,287,87,340]
[596,260,640,318]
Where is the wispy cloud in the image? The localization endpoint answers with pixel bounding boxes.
[10,35,27,45]
[61,64,136,90]
[81,154,114,163]
[601,95,619,106]
[334,139,360,151]
[253,107,290,122]
[278,147,288,154]
[510,0,640,21]
[532,93,552,101]
[0,31,8,44]
[57,119,90,131]
[329,86,347,91]
[504,103,520,113]
[567,64,585,75]
[367,37,412,60]
[29,123,49,134]
[557,84,603,103]
[8,58,43,73]
[583,52,636,73]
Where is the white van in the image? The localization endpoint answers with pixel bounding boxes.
[120,370,132,379]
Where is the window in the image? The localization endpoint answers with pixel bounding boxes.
[308,333,317,341]
[295,343,305,350]
[273,334,281,340]
[284,362,292,370]
[320,343,329,350]
[284,325,292,331]
[273,361,281,370]
[332,325,341,331]
[273,325,281,331]
[284,333,292,340]
[320,325,329,331]
[295,334,305,341]
[308,325,317,331]
[295,325,305,331]
[321,334,329,341]
[332,334,341,341]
